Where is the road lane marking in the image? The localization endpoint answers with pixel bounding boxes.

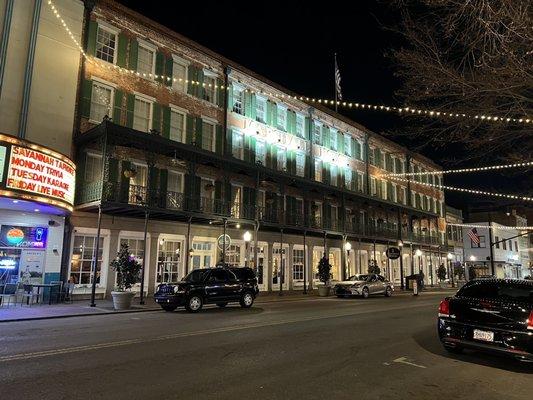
[393,356,427,369]
[0,302,436,363]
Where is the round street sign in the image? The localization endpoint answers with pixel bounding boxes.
[386,247,401,260]
[217,234,231,251]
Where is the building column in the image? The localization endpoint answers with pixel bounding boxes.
[105,229,120,298]
[288,243,294,290]
[307,242,314,290]
[147,234,159,296]
[266,241,273,292]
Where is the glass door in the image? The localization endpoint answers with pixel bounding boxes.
[272,245,289,290]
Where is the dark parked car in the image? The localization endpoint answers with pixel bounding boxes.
[154,267,259,312]
[438,279,533,362]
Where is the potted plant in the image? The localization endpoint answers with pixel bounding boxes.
[437,264,447,288]
[317,255,332,296]
[110,243,142,310]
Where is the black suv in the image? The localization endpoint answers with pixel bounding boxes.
[438,279,533,362]
[154,267,259,312]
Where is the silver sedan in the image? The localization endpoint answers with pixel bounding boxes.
[333,274,394,298]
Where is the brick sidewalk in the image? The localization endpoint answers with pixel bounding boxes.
[0,287,455,323]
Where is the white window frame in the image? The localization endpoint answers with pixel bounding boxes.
[344,134,352,157]
[171,55,189,93]
[232,129,244,159]
[329,128,338,151]
[169,105,187,143]
[167,170,185,193]
[256,95,267,123]
[84,152,102,183]
[232,84,244,115]
[133,93,154,132]
[295,152,305,177]
[136,39,157,78]
[295,113,305,137]
[314,159,322,182]
[89,79,115,124]
[370,177,377,196]
[256,139,266,165]
[277,147,287,171]
[202,70,217,104]
[200,118,216,152]
[95,20,119,65]
[313,121,322,144]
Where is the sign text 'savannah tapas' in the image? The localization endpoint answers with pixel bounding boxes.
[6,145,75,205]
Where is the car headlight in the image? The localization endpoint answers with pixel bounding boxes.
[173,286,185,294]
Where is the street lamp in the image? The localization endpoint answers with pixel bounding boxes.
[415,249,423,285]
[344,242,352,277]
[243,231,252,267]
[447,252,454,287]
[469,255,476,262]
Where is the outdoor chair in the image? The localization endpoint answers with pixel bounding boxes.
[50,281,63,303]
[62,282,75,303]
[20,284,39,306]
[0,283,18,307]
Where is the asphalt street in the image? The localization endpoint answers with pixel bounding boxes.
[1,291,531,400]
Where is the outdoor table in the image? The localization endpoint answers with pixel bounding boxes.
[29,283,61,305]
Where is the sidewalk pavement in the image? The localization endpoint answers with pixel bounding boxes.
[0,287,456,323]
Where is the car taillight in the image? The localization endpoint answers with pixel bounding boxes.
[527,310,533,330]
[438,299,450,317]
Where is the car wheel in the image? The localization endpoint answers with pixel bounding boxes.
[443,344,463,354]
[185,295,203,313]
[385,286,393,297]
[216,302,228,308]
[240,291,254,308]
[161,305,177,312]
[361,287,369,299]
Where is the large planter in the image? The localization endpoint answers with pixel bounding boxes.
[111,291,135,310]
[318,285,331,297]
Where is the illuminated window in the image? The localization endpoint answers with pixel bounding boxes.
[95,25,116,64]
[256,140,266,165]
[201,120,215,152]
[90,82,113,123]
[256,96,266,122]
[203,74,216,103]
[157,240,181,283]
[296,114,305,137]
[232,130,244,159]
[70,235,104,285]
[84,153,102,183]
[295,153,305,177]
[137,43,155,76]
[169,109,185,142]
[133,97,152,132]
[277,106,287,131]
[172,57,187,92]
[292,248,305,281]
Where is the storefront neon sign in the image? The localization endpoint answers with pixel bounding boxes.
[6,228,25,245]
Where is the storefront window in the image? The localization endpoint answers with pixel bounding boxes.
[292,248,304,281]
[226,244,241,267]
[157,240,181,283]
[70,235,104,285]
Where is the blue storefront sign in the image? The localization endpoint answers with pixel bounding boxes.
[0,225,48,249]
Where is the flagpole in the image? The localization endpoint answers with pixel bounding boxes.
[334,53,338,113]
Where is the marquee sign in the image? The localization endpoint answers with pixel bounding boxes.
[0,133,76,212]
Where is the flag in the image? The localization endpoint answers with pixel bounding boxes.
[468,227,480,244]
[335,54,342,101]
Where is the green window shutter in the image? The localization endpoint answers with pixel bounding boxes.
[249,136,256,164]
[304,117,311,140]
[305,154,312,178]
[243,136,251,162]
[250,93,257,120]
[270,145,277,169]
[338,168,345,188]
[86,20,97,56]
[159,169,168,208]
[244,91,252,118]
[322,126,330,148]
[108,158,119,183]
[80,79,92,119]
[197,68,204,99]
[116,33,129,68]
[152,103,161,133]
[223,181,232,204]
[226,82,233,111]
[164,56,173,86]
[119,161,131,202]
[162,106,171,138]
[126,93,135,128]
[112,89,123,125]
[225,128,233,155]
[265,100,272,125]
[216,78,225,107]
[271,102,277,127]
[338,131,344,154]
[187,66,197,96]
[128,39,138,70]
[155,51,165,83]
[195,117,203,147]
[322,163,328,185]
[215,124,223,155]
[214,181,222,201]
[185,115,195,144]
[147,166,159,206]
[291,111,297,134]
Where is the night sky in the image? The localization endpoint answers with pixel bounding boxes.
[117,0,529,214]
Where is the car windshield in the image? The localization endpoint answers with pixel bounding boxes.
[347,274,370,281]
[182,270,209,283]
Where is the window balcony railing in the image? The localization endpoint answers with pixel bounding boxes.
[78,180,442,244]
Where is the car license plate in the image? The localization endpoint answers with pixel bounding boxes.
[473,329,494,342]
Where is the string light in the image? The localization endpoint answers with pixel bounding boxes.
[47,0,532,126]
[448,223,533,231]
[389,176,533,202]
[383,161,533,177]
